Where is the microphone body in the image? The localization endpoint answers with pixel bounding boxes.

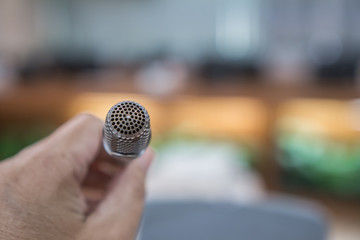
[103,101,151,163]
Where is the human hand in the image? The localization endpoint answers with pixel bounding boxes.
[0,114,154,240]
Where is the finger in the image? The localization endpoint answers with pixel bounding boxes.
[79,148,154,240]
[82,187,104,215]
[82,147,126,215]
[14,113,104,183]
[83,146,125,189]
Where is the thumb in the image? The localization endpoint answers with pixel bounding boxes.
[11,113,103,183]
[78,148,154,240]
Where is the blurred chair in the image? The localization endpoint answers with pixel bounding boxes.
[139,198,327,240]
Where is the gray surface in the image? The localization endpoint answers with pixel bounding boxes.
[140,200,327,240]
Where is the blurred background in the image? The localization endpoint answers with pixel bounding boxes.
[0,0,360,239]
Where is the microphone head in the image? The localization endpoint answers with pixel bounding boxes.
[103,101,151,163]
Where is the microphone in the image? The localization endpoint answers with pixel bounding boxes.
[103,101,151,163]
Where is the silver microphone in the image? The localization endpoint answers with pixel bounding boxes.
[103,101,151,163]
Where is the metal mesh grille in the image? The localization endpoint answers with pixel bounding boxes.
[109,101,147,135]
[103,101,151,155]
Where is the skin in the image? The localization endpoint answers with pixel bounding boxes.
[0,114,154,240]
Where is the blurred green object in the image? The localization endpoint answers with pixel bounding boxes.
[0,124,55,160]
[277,131,360,196]
[152,131,258,168]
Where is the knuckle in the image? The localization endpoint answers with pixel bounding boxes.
[129,171,145,199]
[131,182,145,199]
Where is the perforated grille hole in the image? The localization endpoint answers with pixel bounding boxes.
[110,101,147,135]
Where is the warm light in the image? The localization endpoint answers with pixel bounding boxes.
[66,93,268,143]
